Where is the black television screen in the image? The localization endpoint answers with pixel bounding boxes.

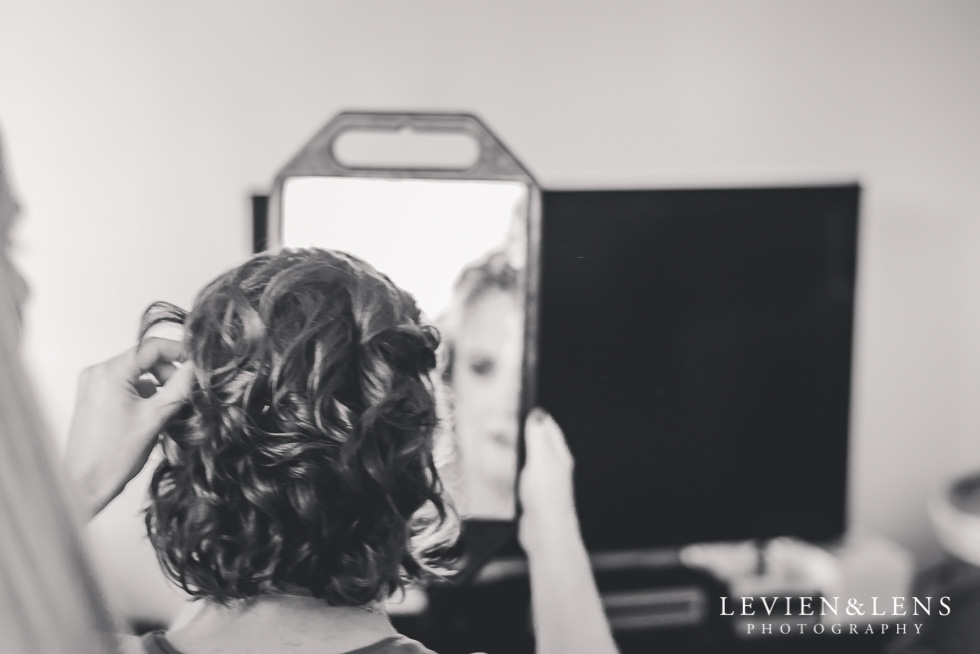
[537,185,859,552]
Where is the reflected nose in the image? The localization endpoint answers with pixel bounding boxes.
[486,416,520,449]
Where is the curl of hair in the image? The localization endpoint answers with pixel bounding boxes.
[144,248,457,606]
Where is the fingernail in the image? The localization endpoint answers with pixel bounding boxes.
[528,408,547,424]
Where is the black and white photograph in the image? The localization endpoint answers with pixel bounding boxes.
[1,2,979,653]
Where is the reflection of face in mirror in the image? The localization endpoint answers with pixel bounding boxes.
[446,254,523,521]
[280,176,529,521]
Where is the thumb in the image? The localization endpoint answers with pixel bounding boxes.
[147,363,194,419]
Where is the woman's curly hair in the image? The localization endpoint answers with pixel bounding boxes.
[141,248,457,606]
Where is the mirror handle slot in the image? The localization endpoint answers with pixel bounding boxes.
[273,111,534,182]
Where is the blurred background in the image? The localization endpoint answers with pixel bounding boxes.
[1,0,979,630]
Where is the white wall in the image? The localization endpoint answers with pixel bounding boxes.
[1,0,978,623]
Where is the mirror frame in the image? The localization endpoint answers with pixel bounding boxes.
[268,112,542,568]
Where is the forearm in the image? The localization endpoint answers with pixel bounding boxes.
[65,454,126,519]
[526,515,620,654]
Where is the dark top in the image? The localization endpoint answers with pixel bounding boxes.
[141,631,439,654]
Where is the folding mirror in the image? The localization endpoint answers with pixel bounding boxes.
[269,113,540,548]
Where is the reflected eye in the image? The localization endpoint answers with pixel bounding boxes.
[469,356,496,377]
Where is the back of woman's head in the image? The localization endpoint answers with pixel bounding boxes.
[145,248,454,606]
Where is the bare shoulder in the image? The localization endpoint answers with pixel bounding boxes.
[115,634,145,654]
[384,635,486,654]
[378,636,444,653]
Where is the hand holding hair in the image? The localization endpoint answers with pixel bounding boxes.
[65,337,194,517]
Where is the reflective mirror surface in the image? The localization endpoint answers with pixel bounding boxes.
[281,177,529,521]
